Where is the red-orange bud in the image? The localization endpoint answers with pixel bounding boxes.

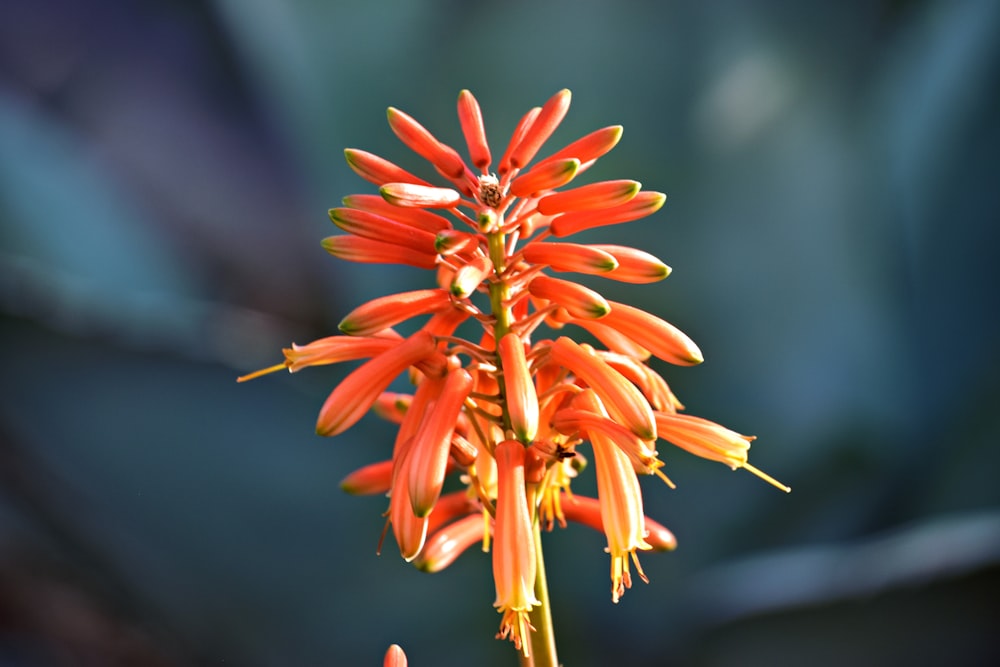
[528,275,610,319]
[549,191,666,237]
[457,90,492,170]
[497,333,539,444]
[602,301,704,366]
[339,289,452,337]
[536,179,640,216]
[380,182,462,208]
[344,148,432,187]
[316,332,437,437]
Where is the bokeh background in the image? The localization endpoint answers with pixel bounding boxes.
[2,1,999,665]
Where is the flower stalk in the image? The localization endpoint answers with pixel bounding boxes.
[240,88,788,665]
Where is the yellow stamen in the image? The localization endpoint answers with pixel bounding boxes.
[742,462,791,492]
[653,467,677,490]
[236,363,287,383]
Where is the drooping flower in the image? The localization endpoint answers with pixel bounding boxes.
[492,439,540,654]
[241,88,787,659]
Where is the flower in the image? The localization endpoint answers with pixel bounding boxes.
[383,644,407,667]
[492,440,540,654]
[241,88,787,658]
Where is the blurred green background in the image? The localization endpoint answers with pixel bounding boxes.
[2,1,999,665]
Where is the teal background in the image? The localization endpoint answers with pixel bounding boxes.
[1,1,998,665]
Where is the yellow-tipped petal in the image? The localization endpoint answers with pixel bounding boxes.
[528,275,610,320]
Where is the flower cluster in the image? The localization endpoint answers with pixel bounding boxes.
[241,89,788,656]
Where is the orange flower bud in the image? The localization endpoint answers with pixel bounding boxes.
[520,242,618,274]
[450,254,493,298]
[414,513,487,574]
[389,447,429,561]
[508,89,572,170]
[498,106,541,176]
[380,182,462,208]
[457,89,491,170]
[536,179,640,216]
[508,158,580,198]
[572,318,651,361]
[316,331,437,437]
[536,124,623,167]
[528,275,610,319]
[435,229,482,255]
[321,235,438,269]
[549,190,666,237]
[384,644,408,667]
[597,351,682,413]
[601,301,704,366]
[591,244,672,283]
[497,332,539,444]
[328,207,438,253]
[549,337,657,440]
[407,368,474,516]
[338,289,451,337]
[341,194,452,233]
[373,392,411,423]
[387,106,467,179]
[340,459,393,495]
[344,148,431,187]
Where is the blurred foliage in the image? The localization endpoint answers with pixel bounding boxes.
[1,0,998,665]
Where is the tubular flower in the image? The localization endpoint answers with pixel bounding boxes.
[383,644,408,667]
[240,88,787,659]
[493,440,540,655]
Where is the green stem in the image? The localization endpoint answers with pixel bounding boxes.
[522,521,558,667]
[488,228,559,666]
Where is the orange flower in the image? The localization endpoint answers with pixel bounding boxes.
[316,331,437,437]
[341,193,452,233]
[519,241,618,275]
[389,445,429,562]
[328,207,439,252]
[492,440,540,655]
[504,89,572,172]
[528,275,610,320]
[508,158,580,198]
[656,412,790,492]
[536,179,640,215]
[406,367,474,516]
[572,390,652,602]
[386,106,467,180]
[497,332,539,444]
[457,89,491,170]
[383,644,408,667]
[339,459,393,496]
[243,87,787,660]
[321,235,438,269]
[549,190,666,237]
[559,494,676,552]
[379,182,462,208]
[338,288,451,337]
[600,300,704,366]
[592,244,672,284]
[344,148,431,187]
[548,336,657,440]
[414,513,488,574]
